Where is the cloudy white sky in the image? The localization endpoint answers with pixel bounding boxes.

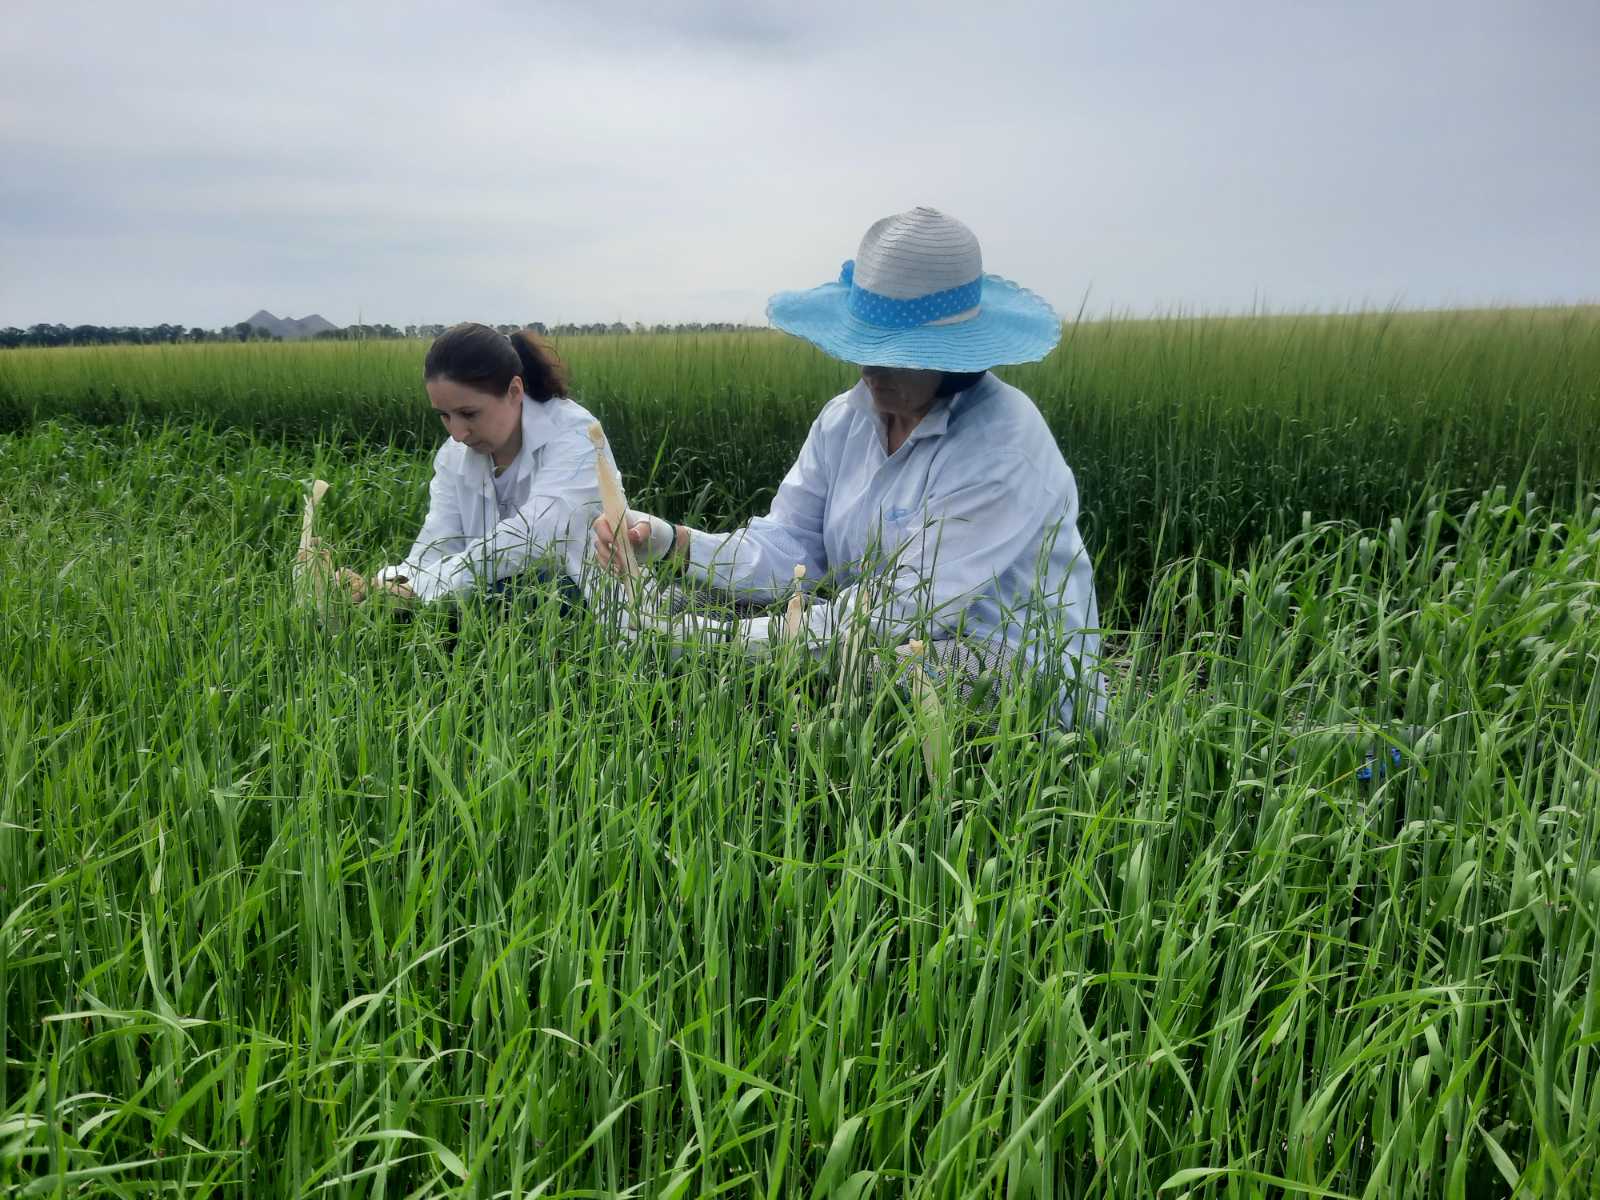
[2,1,1595,328]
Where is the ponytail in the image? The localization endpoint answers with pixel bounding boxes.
[508,329,569,403]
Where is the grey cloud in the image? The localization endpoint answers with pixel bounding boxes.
[2,0,1596,327]
[534,0,818,54]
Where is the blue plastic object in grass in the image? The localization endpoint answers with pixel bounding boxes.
[1357,745,1405,783]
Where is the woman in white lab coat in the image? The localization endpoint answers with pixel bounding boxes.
[364,323,609,605]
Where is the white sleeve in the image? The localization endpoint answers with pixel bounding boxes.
[683,413,832,601]
[392,428,602,602]
[375,442,465,588]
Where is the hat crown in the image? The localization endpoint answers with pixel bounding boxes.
[853,207,982,301]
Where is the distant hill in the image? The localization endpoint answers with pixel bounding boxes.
[244,310,339,340]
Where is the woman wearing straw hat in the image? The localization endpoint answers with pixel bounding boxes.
[594,207,1102,725]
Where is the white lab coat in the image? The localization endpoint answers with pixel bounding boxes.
[685,374,1103,724]
[376,395,609,601]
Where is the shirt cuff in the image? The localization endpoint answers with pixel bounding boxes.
[685,526,738,578]
[377,559,463,603]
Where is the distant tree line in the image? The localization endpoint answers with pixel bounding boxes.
[1,320,769,350]
[319,322,768,339]
[0,322,285,348]
[537,321,766,336]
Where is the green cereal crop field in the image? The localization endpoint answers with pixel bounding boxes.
[2,307,1598,1196]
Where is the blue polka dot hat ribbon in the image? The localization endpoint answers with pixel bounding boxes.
[838,260,983,330]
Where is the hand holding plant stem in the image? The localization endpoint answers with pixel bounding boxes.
[592,511,678,575]
[365,575,414,602]
[587,422,640,578]
[334,566,367,602]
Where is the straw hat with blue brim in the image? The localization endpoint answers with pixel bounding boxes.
[766,207,1063,372]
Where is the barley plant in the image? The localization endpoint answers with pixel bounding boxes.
[1,308,1597,1197]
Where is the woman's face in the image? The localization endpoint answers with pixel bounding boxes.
[428,376,524,457]
[859,365,942,420]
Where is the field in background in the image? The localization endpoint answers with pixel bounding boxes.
[2,308,1598,1196]
[3,305,1598,613]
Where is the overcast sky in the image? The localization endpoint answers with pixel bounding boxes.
[2,1,1596,328]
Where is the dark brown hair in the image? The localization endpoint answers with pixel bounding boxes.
[936,370,988,397]
[423,322,569,403]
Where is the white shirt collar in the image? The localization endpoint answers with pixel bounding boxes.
[844,373,990,443]
[463,396,561,490]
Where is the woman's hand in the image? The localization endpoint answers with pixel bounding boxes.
[334,567,368,603]
[366,574,416,602]
[592,510,677,575]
